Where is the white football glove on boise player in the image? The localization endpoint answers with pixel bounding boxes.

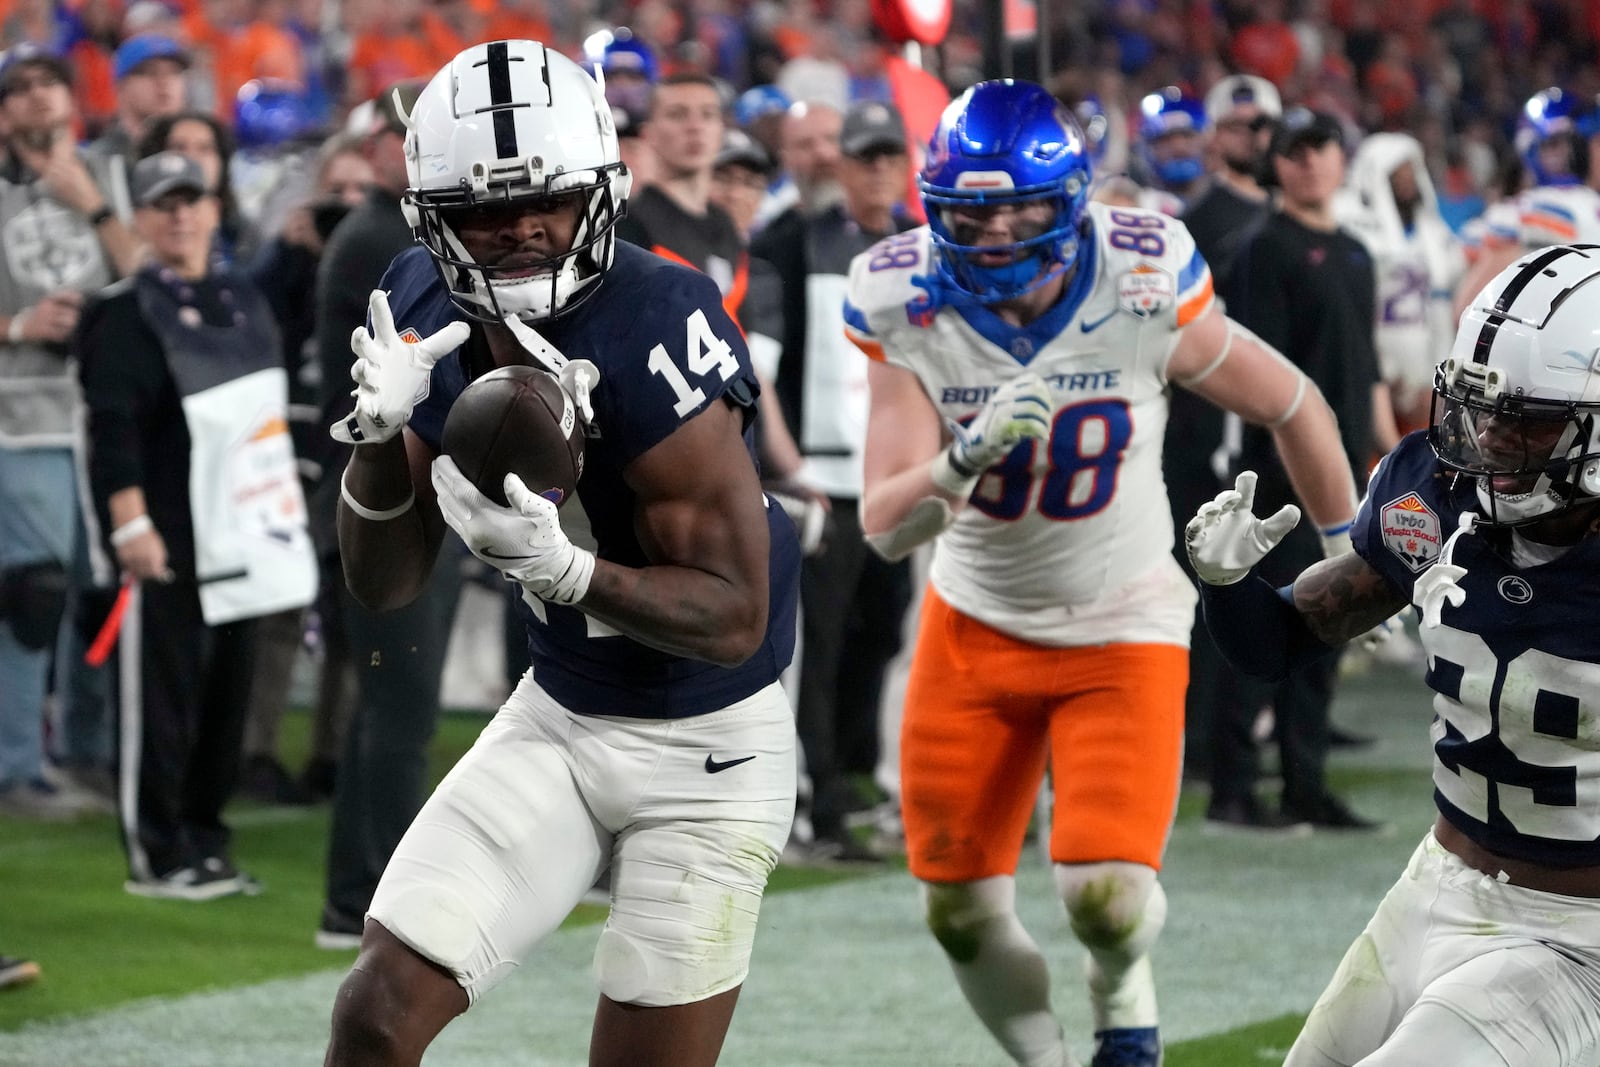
[331,290,471,445]
[1185,471,1302,585]
[931,371,1053,494]
[431,457,595,605]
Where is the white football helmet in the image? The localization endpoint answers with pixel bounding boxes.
[402,40,633,322]
[1431,243,1600,525]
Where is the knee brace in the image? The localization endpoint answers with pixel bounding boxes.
[1055,861,1166,959]
[923,875,1016,964]
[0,561,68,651]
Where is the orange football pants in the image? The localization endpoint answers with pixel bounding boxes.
[901,587,1188,884]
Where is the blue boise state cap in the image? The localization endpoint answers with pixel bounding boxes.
[114,34,191,82]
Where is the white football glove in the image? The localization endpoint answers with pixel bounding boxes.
[331,290,470,445]
[1185,470,1302,585]
[932,371,1053,493]
[431,456,595,605]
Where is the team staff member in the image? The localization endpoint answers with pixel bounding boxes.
[752,100,917,862]
[78,152,316,899]
[846,81,1358,1067]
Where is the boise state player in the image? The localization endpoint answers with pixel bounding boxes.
[1188,244,1600,1065]
[843,81,1360,1067]
[321,41,799,1067]
[1454,88,1600,323]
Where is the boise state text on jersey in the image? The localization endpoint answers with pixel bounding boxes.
[395,242,799,719]
[1355,432,1600,867]
[841,202,1213,647]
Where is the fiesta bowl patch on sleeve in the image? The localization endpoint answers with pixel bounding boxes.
[1382,492,1443,571]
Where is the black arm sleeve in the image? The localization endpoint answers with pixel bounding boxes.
[1231,229,1294,356]
[1199,574,1340,681]
[75,295,162,505]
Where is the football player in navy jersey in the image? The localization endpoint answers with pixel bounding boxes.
[1188,243,1600,1066]
[320,40,800,1067]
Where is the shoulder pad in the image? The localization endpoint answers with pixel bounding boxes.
[1085,202,1213,327]
[844,227,941,343]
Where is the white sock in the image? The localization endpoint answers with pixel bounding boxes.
[1056,863,1166,1032]
[927,877,1072,1067]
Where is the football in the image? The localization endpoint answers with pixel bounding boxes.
[442,365,585,508]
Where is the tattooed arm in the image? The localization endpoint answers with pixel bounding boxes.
[1291,553,1411,647]
[1198,551,1409,681]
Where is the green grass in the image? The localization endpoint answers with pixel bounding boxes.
[1168,1015,1306,1066]
[0,707,871,1032]
[6,662,1435,1056]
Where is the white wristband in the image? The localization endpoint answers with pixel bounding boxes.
[1318,521,1353,560]
[340,469,415,521]
[929,448,979,497]
[109,513,153,547]
[7,309,27,344]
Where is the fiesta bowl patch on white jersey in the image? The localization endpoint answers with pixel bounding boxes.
[1118,263,1174,318]
[1381,492,1442,571]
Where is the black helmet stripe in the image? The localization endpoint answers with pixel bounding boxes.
[1473,244,1587,364]
[480,40,520,160]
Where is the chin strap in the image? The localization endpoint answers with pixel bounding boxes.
[501,313,568,372]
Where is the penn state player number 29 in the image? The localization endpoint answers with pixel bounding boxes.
[647,308,740,417]
[969,399,1133,522]
[1428,620,1600,840]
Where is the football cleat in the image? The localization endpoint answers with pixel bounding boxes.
[1090,1026,1162,1067]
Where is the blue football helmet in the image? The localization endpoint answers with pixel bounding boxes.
[1138,86,1207,188]
[1073,94,1110,168]
[919,80,1091,305]
[583,28,659,84]
[734,84,790,128]
[234,79,315,150]
[1517,87,1586,187]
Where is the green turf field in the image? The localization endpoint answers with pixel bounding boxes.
[1,656,1438,1066]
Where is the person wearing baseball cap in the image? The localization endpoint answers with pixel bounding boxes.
[129,148,208,208]
[748,96,918,864]
[87,35,191,166]
[1266,106,1345,166]
[78,144,312,901]
[1203,73,1281,129]
[1201,101,1391,835]
[710,128,774,239]
[1169,75,1285,795]
[0,44,72,103]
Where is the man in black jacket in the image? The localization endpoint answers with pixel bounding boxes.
[751,100,917,862]
[311,79,467,949]
[1210,109,1389,833]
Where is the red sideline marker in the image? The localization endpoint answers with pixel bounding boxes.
[84,580,133,667]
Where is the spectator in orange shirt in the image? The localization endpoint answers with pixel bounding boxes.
[1231,0,1301,88]
[344,0,458,109]
[65,0,121,136]
[186,0,303,120]
[1362,35,1418,130]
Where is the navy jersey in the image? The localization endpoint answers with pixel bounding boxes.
[393,242,800,719]
[1354,432,1600,867]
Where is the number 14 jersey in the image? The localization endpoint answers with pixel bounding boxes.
[843,201,1215,648]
